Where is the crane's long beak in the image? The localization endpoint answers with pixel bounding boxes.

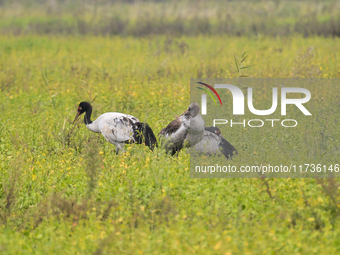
[73,112,81,124]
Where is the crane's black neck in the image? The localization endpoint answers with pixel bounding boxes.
[82,102,93,125]
[84,110,93,125]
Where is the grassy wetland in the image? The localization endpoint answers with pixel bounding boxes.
[1,0,340,254]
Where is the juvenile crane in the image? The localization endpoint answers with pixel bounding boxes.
[73,102,157,154]
[195,126,237,159]
[159,103,205,155]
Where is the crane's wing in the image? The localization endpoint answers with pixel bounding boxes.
[194,130,221,154]
[159,117,182,137]
[99,113,140,144]
[159,117,188,155]
[159,118,188,144]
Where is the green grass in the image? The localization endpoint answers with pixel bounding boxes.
[0,0,340,37]
[1,35,340,254]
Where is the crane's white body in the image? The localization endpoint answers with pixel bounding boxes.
[86,112,139,152]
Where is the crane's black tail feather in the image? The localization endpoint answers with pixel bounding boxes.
[219,139,238,159]
[132,122,158,151]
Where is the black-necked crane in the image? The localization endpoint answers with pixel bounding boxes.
[195,126,237,159]
[73,101,157,154]
[159,103,205,155]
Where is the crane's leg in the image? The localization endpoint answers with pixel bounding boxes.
[115,143,125,155]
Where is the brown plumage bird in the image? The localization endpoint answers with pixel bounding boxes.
[159,103,205,155]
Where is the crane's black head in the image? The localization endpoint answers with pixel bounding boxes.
[205,126,221,136]
[73,101,92,123]
[78,102,92,114]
